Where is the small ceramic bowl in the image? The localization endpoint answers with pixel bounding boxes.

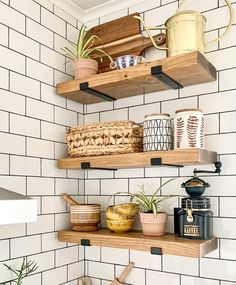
[106,219,134,233]
[106,207,133,221]
[107,203,138,219]
[110,55,145,69]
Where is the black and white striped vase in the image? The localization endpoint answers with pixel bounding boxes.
[174,109,205,149]
[143,113,173,151]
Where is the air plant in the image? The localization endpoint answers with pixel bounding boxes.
[0,258,38,285]
[62,24,112,62]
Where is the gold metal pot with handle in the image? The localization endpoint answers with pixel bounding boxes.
[134,0,234,57]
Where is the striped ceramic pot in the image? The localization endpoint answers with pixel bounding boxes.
[143,113,172,151]
[70,204,101,231]
[174,109,204,149]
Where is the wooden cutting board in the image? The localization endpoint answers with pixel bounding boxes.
[86,13,141,45]
[86,13,166,73]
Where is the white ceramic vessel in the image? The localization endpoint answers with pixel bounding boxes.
[174,108,204,149]
[143,113,172,151]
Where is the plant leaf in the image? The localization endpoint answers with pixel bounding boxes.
[81,35,103,55]
[151,178,175,203]
[156,195,177,204]
[82,47,113,62]
[77,24,86,57]
[152,203,157,218]
[61,47,77,60]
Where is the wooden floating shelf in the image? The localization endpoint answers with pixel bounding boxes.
[57,149,217,170]
[58,229,217,258]
[56,51,216,104]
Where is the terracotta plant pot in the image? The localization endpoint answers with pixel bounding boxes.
[72,58,98,79]
[140,212,168,236]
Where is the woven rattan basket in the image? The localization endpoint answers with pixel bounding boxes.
[66,120,143,157]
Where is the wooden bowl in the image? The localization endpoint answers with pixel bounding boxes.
[106,219,134,233]
[70,204,101,231]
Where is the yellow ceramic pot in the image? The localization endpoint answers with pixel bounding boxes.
[106,203,138,220]
[106,219,134,233]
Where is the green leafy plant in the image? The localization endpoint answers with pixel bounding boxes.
[113,178,176,218]
[62,24,112,62]
[0,258,38,285]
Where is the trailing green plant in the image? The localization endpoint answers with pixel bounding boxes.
[112,178,177,218]
[0,258,38,285]
[62,24,112,62]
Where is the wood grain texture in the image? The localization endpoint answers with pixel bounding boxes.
[85,13,166,72]
[95,33,166,73]
[57,149,217,169]
[56,51,217,104]
[58,229,218,258]
[86,13,141,46]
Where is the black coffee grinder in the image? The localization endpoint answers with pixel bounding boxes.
[177,174,214,239]
[174,161,222,240]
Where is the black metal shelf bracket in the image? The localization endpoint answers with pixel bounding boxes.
[193,161,222,175]
[151,65,183,90]
[151,158,184,168]
[81,162,117,171]
[150,247,162,255]
[81,239,91,246]
[80,82,116,101]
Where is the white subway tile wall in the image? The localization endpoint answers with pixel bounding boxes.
[0,0,236,284]
[82,1,236,284]
[0,0,83,284]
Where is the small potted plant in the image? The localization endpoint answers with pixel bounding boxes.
[115,179,176,236]
[62,24,112,79]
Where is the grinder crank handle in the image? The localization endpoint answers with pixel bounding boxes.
[118,262,134,283]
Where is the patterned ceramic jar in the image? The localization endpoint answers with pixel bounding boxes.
[174,109,204,149]
[143,113,172,151]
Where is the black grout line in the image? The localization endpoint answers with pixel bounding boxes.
[1,0,236,283]
[84,88,236,116]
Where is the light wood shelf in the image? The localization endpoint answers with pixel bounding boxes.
[56,51,216,104]
[58,229,217,258]
[57,149,217,170]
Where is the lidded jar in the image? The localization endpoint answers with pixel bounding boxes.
[178,197,213,240]
[174,108,204,149]
[143,113,172,151]
[176,175,213,240]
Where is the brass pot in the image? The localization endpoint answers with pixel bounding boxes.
[134,0,233,57]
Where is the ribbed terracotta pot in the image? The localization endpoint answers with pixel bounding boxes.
[70,204,101,231]
[72,58,98,79]
[140,212,168,236]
